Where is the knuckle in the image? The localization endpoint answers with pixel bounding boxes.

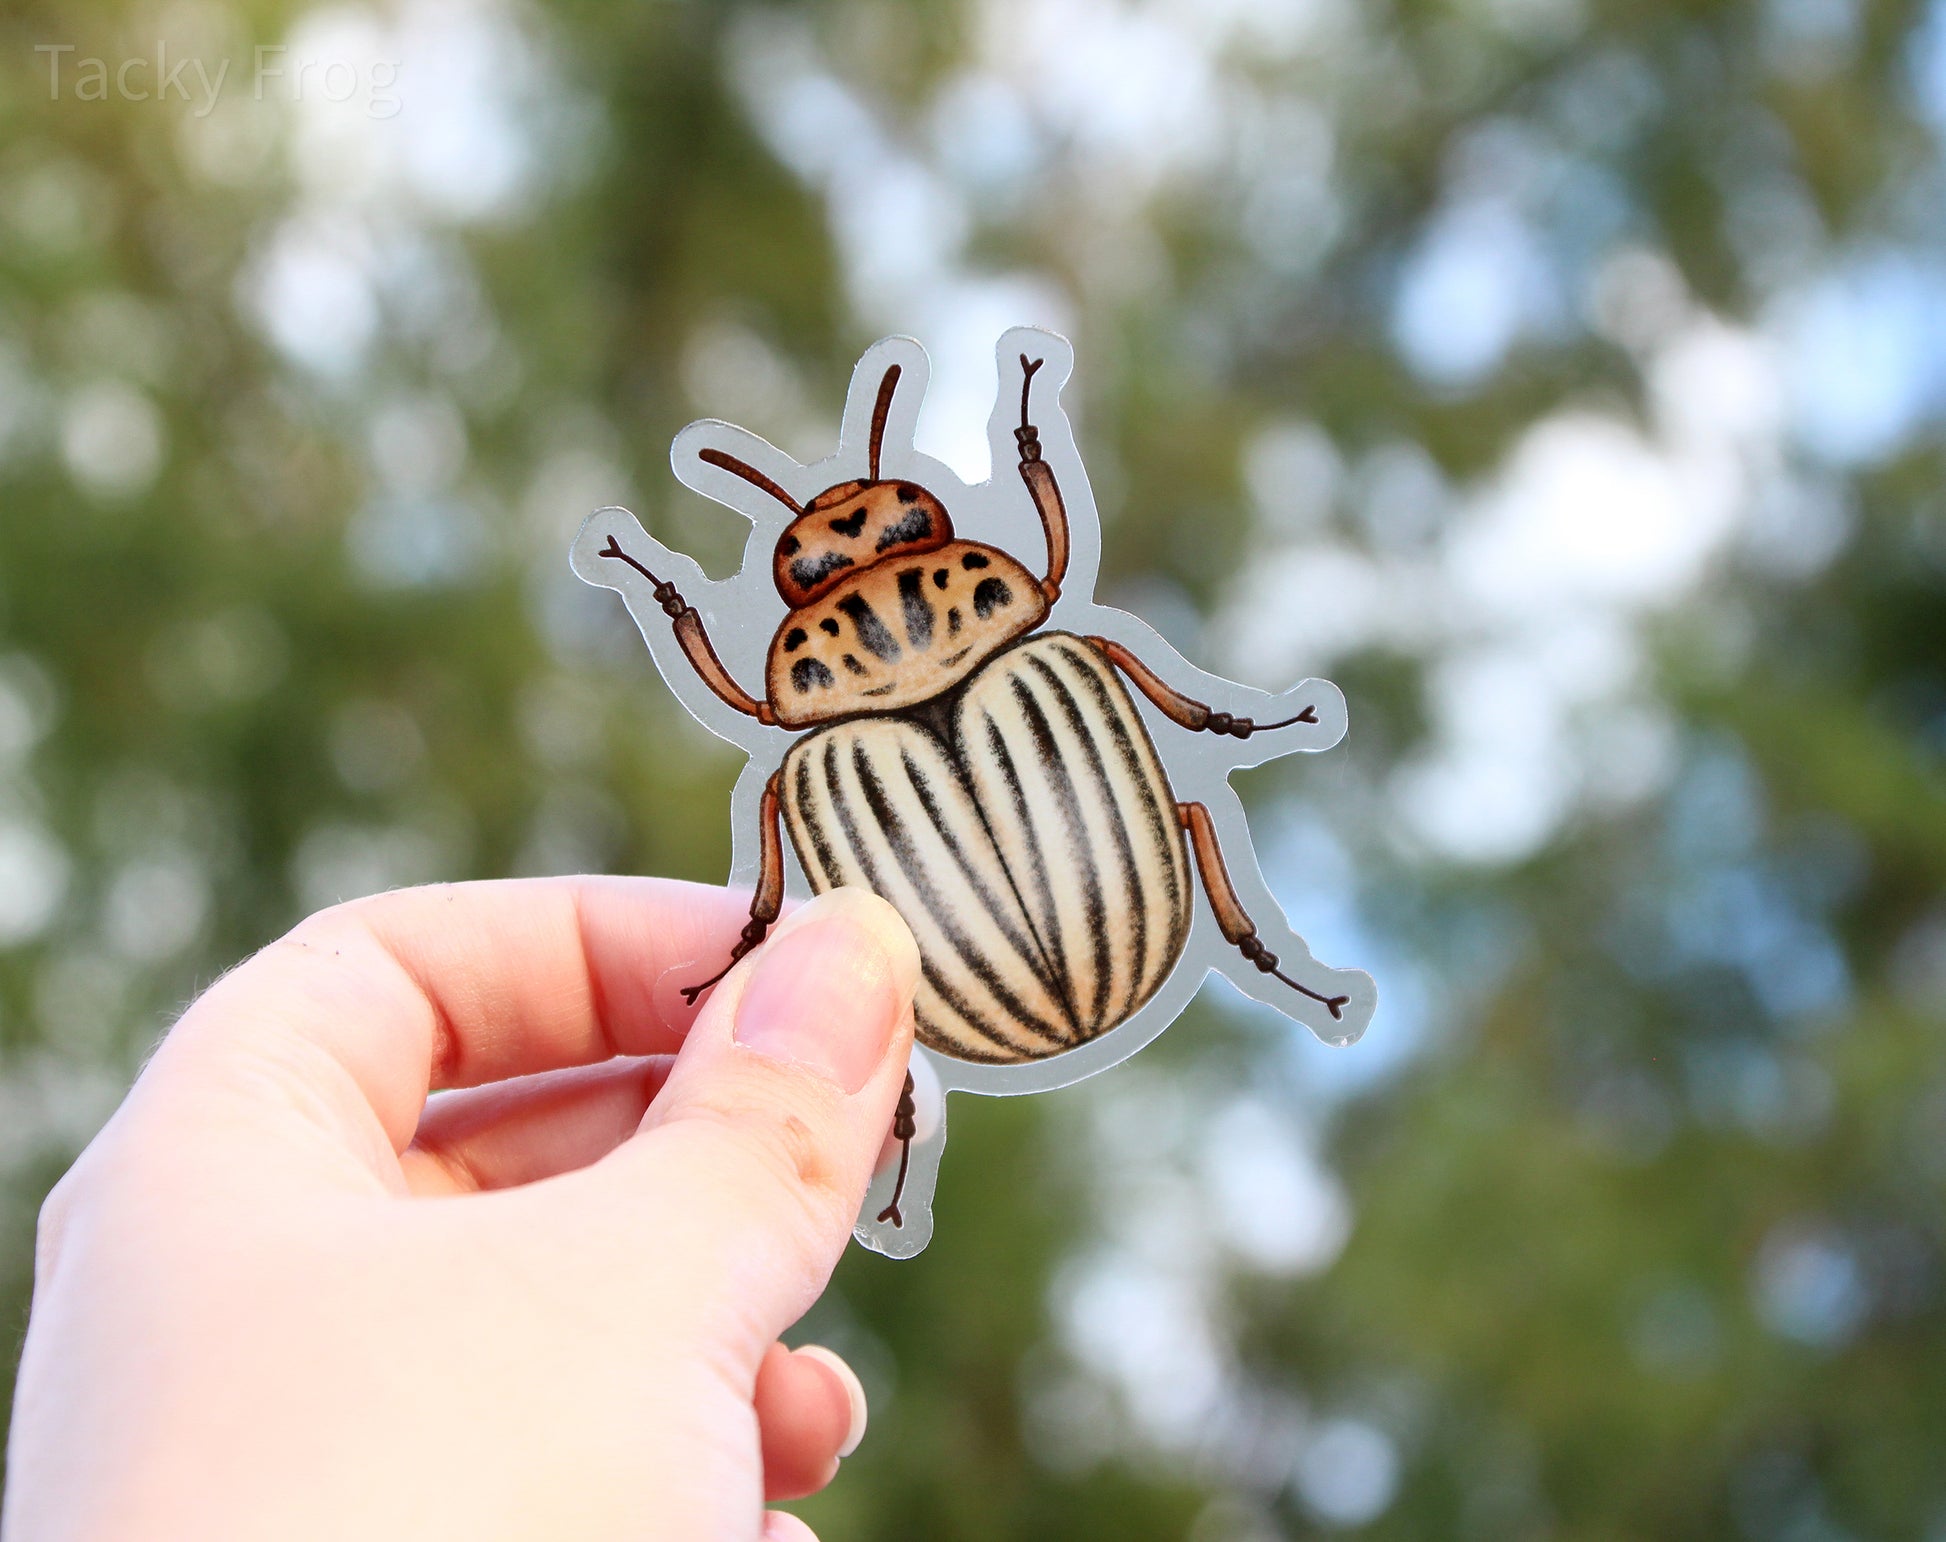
[33,1170,78,1274]
[250,915,364,976]
[31,1136,119,1281]
[283,893,373,941]
[279,883,449,952]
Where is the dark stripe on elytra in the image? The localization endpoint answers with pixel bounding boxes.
[836,594,901,661]
[851,743,1055,1056]
[1053,638,1186,976]
[980,709,1075,1021]
[1040,637,1186,1013]
[794,735,1024,1061]
[914,1002,1015,1064]
[896,748,1071,1045]
[1054,646,1189,1009]
[1059,639,1187,925]
[1009,674,1113,1028]
[828,736,1018,1059]
[1028,652,1150,1021]
[790,749,848,890]
[896,567,935,649]
[897,747,1053,975]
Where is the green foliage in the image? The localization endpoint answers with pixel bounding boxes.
[4,0,1945,1535]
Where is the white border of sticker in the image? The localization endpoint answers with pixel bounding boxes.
[572,327,1375,1257]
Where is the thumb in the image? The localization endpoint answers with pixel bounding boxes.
[607,887,919,1352]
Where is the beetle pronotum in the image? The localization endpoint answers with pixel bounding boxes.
[574,329,1374,1256]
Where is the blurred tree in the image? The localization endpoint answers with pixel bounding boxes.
[3,0,1945,1537]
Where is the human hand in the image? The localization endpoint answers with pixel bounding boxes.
[2,879,919,1542]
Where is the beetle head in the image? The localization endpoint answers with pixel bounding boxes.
[771,478,952,606]
[695,362,955,608]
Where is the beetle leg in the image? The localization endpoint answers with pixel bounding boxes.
[1179,801,1351,1021]
[598,535,777,726]
[680,770,788,1005]
[1089,638,1318,738]
[876,1070,918,1227]
[1015,355,1070,604]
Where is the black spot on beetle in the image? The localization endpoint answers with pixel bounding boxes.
[973,577,1013,618]
[836,594,902,660]
[790,551,854,592]
[790,658,835,693]
[947,607,962,635]
[840,653,868,676]
[819,618,840,636]
[933,568,950,589]
[897,567,935,648]
[829,508,867,538]
[779,534,800,556]
[896,483,921,503]
[875,505,934,551]
[783,627,808,652]
[961,551,990,570]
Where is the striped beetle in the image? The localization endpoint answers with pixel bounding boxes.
[574,330,1374,1256]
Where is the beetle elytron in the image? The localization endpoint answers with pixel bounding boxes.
[577,331,1373,1247]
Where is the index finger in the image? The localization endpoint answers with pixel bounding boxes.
[159,876,759,1154]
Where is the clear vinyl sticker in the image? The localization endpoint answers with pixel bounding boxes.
[573,328,1375,1258]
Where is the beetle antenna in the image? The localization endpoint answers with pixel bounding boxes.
[698,448,804,516]
[869,364,900,481]
[1019,354,1044,431]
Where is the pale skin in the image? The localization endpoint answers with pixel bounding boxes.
[2,880,921,1542]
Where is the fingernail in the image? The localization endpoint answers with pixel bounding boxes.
[796,1345,868,1458]
[734,889,918,1094]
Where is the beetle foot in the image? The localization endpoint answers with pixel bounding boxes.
[875,1071,918,1227]
[1237,934,1350,1020]
[598,536,687,619]
[677,917,772,1005]
[1203,704,1319,738]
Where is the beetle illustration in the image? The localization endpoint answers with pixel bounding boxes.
[573,329,1374,1257]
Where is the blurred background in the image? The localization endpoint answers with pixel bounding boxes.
[2,0,1944,1534]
